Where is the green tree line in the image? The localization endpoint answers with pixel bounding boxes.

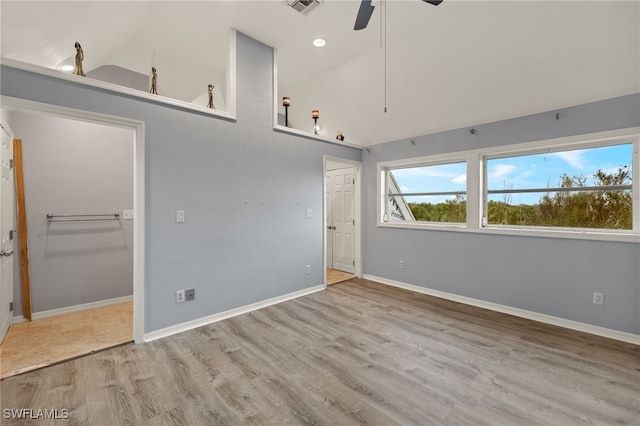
[408,166,632,229]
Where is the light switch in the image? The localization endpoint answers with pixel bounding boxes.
[176,210,185,223]
[306,209,312,218]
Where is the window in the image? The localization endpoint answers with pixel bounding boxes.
[378,129,639,242]
[384,161,467,224]
[484,143,633,230]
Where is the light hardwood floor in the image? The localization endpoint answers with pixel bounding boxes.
[1,279,638,425]
[327,268,355,285]
[0,301,132,379]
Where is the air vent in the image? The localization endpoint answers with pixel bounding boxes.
[285,0,323,16]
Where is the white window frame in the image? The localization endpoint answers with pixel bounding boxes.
[379,155,470,230]
[378,128,640,243]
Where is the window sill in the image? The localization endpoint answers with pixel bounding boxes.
[378,221,640,243]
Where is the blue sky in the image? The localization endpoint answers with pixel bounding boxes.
[390,143,633,205]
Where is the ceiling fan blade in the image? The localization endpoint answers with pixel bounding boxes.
[354,0,375,31]
[422,0,444,5]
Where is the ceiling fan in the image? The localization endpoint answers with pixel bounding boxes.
[354,0,443,30]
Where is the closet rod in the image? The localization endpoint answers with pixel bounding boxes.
[46,212,120,222]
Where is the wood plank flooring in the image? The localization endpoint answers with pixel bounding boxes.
[1,278,638,425]
[326,268,355,285]
[0,301,132,379]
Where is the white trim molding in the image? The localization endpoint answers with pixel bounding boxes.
[323,156,364,283]
[13,295,132,323]
[364,274,640,345]
[144,284,325,343]
[377,127,640,243]
[1,96,146,344]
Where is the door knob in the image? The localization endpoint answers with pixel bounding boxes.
[1,250,12,257]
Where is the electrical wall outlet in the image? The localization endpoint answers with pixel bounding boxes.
[176,290,185,303]
[176,210,185,223]
[399,260,405,269]
[593,292,604,306]
[185,289,195,301]
[306,264,311,274]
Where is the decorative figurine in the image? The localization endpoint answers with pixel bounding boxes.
[312,109,319,135]
[149,67,158,95]
[282,97,291,127]
[73,42,86,76]
[336,131,345,141]
[207,84,215,109]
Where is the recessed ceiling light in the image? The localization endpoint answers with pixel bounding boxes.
[57,58,74,72]
[313,38,326,48]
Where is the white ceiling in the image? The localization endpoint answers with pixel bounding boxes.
[1,1,639,146]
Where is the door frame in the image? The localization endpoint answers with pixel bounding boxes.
[323,156,362,285]
[0,118,14,343]
[1,96,146,344]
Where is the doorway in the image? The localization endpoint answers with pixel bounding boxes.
[0,97,145,377]
[324,157,362,286]
[0,119,14,343]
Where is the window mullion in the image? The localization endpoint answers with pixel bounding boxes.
[467,153,481,230]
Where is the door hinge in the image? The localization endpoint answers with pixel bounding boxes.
[9,159,14,169]
[9,229,15,241]
[353,179,355,185]
[353,260,355,266]
[352,219,355,226]
[9,302,13,312]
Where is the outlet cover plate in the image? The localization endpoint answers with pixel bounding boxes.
[593,292,604,306]
[185,289,195,301]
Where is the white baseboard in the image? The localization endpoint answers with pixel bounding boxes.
[363,274,640,345]
[12,295,133,323]
[144,284,325,342]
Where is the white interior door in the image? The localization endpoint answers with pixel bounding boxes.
[329,167,354,273]
[0,121,15,343]
[325,171,334,269]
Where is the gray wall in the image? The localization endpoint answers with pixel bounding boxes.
[363,93,640,335]
[6,111,134,315]
[1,32,361,332]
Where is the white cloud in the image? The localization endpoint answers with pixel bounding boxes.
[451,174,467,184]
[489,164,517,181]
[517,170,534,180]
[552,150,587,170]
[400,186,410,192]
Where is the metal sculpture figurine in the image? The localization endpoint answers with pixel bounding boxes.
[207,84,215,109]
[73,42,86,76]
[149,67,158,95]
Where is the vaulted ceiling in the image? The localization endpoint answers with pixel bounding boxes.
[2,1,639,146]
